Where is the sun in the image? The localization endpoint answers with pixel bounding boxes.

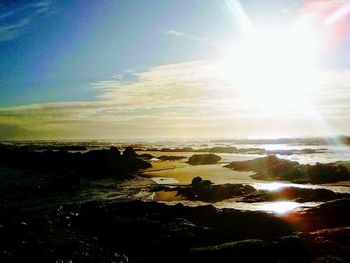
[221,24,321,112]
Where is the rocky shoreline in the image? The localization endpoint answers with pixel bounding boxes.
[1,198,350,262]
[225,155,350,184]
[1,144,350,262]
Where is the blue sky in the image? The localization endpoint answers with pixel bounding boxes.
[1,0,350,139]
[0,0,240,106]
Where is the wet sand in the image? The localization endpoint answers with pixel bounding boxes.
[144,162,256,185]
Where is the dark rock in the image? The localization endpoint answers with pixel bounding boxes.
[1,198,350,262]
[311,255,345,263]
[176,177,256,202]
[159,147,193,152]
[195,146,239,153]
[123,146,137,158]
[109,146,121,156]
[0,146,151,180]
[188,154,221,165]
[225,155,350,184]
[286,199,350,231]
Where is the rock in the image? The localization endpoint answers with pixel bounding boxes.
[109,146,121,156]
[286,199,350,231]
[1,197,350,262]
[0,145,151,180]
[123,147,137,158]
[188,154,221,165]
[195,146,239,153]
[225,155,350,184]
[188,239,271,262]
[159,147,193,152]
[176,177,256,202]
[311,255,345,263]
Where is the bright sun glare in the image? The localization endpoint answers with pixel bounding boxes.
[222,22,321,111]
[257,201,301,215]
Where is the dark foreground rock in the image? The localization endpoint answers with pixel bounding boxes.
[225,155,350,184]
[1,199,350,262]
[176,177,256,202]
[0,145,151,180]
[188,154,221,165]
[188,227,350,263]
[286,199,350,232]
[0,146,152,198]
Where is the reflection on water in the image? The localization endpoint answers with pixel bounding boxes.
[152,191,182,201]
[215,200,320,215]
[254,181,350,194]
[255,182,291,191]
[146,164,350,194]
[144,164,256,185]
[139,143,349,215]
[151,190,320,215]
[255,201,304,215]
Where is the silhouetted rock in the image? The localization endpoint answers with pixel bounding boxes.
[225,155,350,184]
[123,146,137,158]
[1,194,350,262]
[159,147,193,152]
[176,177,256,202]
[195,146,239,153]
[286,199,350,231]
[109,146,121,156]
[311,255,345,263]
[0,146,151,180]
[188,154,221,165]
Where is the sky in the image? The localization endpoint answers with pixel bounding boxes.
[0,0,350,140]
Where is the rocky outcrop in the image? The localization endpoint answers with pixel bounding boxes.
[225,155,350,184]
[2,198,350,262]
[176,177,256,202]
[0,145,151,180]
[188,154,221,165]
[155,179,350,203]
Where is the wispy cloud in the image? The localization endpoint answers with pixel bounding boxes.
[0,18,30,41]
[0,1,51,42]
[165,30,185,36]
[1,59,349,139]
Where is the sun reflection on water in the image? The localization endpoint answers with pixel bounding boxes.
[216,200,308,215]
[255,201,302,215]
[255,182,289,191]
